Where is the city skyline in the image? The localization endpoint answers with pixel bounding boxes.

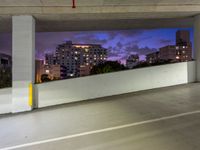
[0,28,194,64]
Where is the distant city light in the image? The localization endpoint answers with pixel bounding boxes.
[45,70,50,73]
[74,45,89,49]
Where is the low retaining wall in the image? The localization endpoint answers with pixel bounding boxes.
[0,88,12,114]
[36,61,196,108]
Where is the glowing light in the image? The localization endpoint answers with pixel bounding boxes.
[74,45,89,48]
[176,56,180,59]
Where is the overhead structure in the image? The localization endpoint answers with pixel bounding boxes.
[0,0,200,32]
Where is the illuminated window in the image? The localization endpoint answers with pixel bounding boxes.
[45,70,50,74]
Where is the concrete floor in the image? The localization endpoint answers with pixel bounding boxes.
[0,83,200,150]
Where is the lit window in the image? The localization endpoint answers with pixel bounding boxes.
[45,70,50,74]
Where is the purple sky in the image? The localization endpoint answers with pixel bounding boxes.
[0,28,194,63]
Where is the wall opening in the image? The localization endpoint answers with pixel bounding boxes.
[35,28,194,84]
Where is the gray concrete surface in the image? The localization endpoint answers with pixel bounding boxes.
[12,16,35,113]
[194,15,200,81]
[0,83,200,149]
[0,88,11,114]
[0,0,199,32]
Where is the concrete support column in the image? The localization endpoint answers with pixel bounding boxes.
[194,15,200,82]
[12,16,35,113]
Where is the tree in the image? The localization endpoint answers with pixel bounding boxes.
[0,66,12,88]
[90,61,127,75]
[41,74,51,82]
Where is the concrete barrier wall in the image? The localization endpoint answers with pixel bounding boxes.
[0,88,12,114]
[36,61,196,108]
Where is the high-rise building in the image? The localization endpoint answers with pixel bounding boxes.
[176,30,191,46]
[159,30,192,62]
[45,53,56,65]
[159,45,192,62]
[55,41,107,77]
[126,54,139,69]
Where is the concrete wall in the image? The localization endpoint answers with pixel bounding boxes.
[12,16,35,113]
[36,61,196,108]
[0,88,12,114]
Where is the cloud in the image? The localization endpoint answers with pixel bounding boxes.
[116,42,123,49]
[159,39,173,45]
[124,43,157,56]
[0,33,12,55]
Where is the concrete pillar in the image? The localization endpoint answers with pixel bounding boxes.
[12,16,35,113]
[194,15,200,82]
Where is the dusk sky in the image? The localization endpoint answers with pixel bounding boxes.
[0,28,194,63]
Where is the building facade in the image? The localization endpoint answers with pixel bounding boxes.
[159,30,192,62]
[126,54,139,69]
[146,52,160,64]
[176,30,191,46]
[45,53,56,65]
[36,59,67,83]
[55,41,107,77]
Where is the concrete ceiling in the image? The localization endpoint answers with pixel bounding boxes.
[0,0,200,32]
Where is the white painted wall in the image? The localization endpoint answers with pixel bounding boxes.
[194,15,200,81]
[36,61,196,108]
[12,16,35,113]
[0,88,12,114]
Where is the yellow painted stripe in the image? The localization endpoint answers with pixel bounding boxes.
[29,83,33,107]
